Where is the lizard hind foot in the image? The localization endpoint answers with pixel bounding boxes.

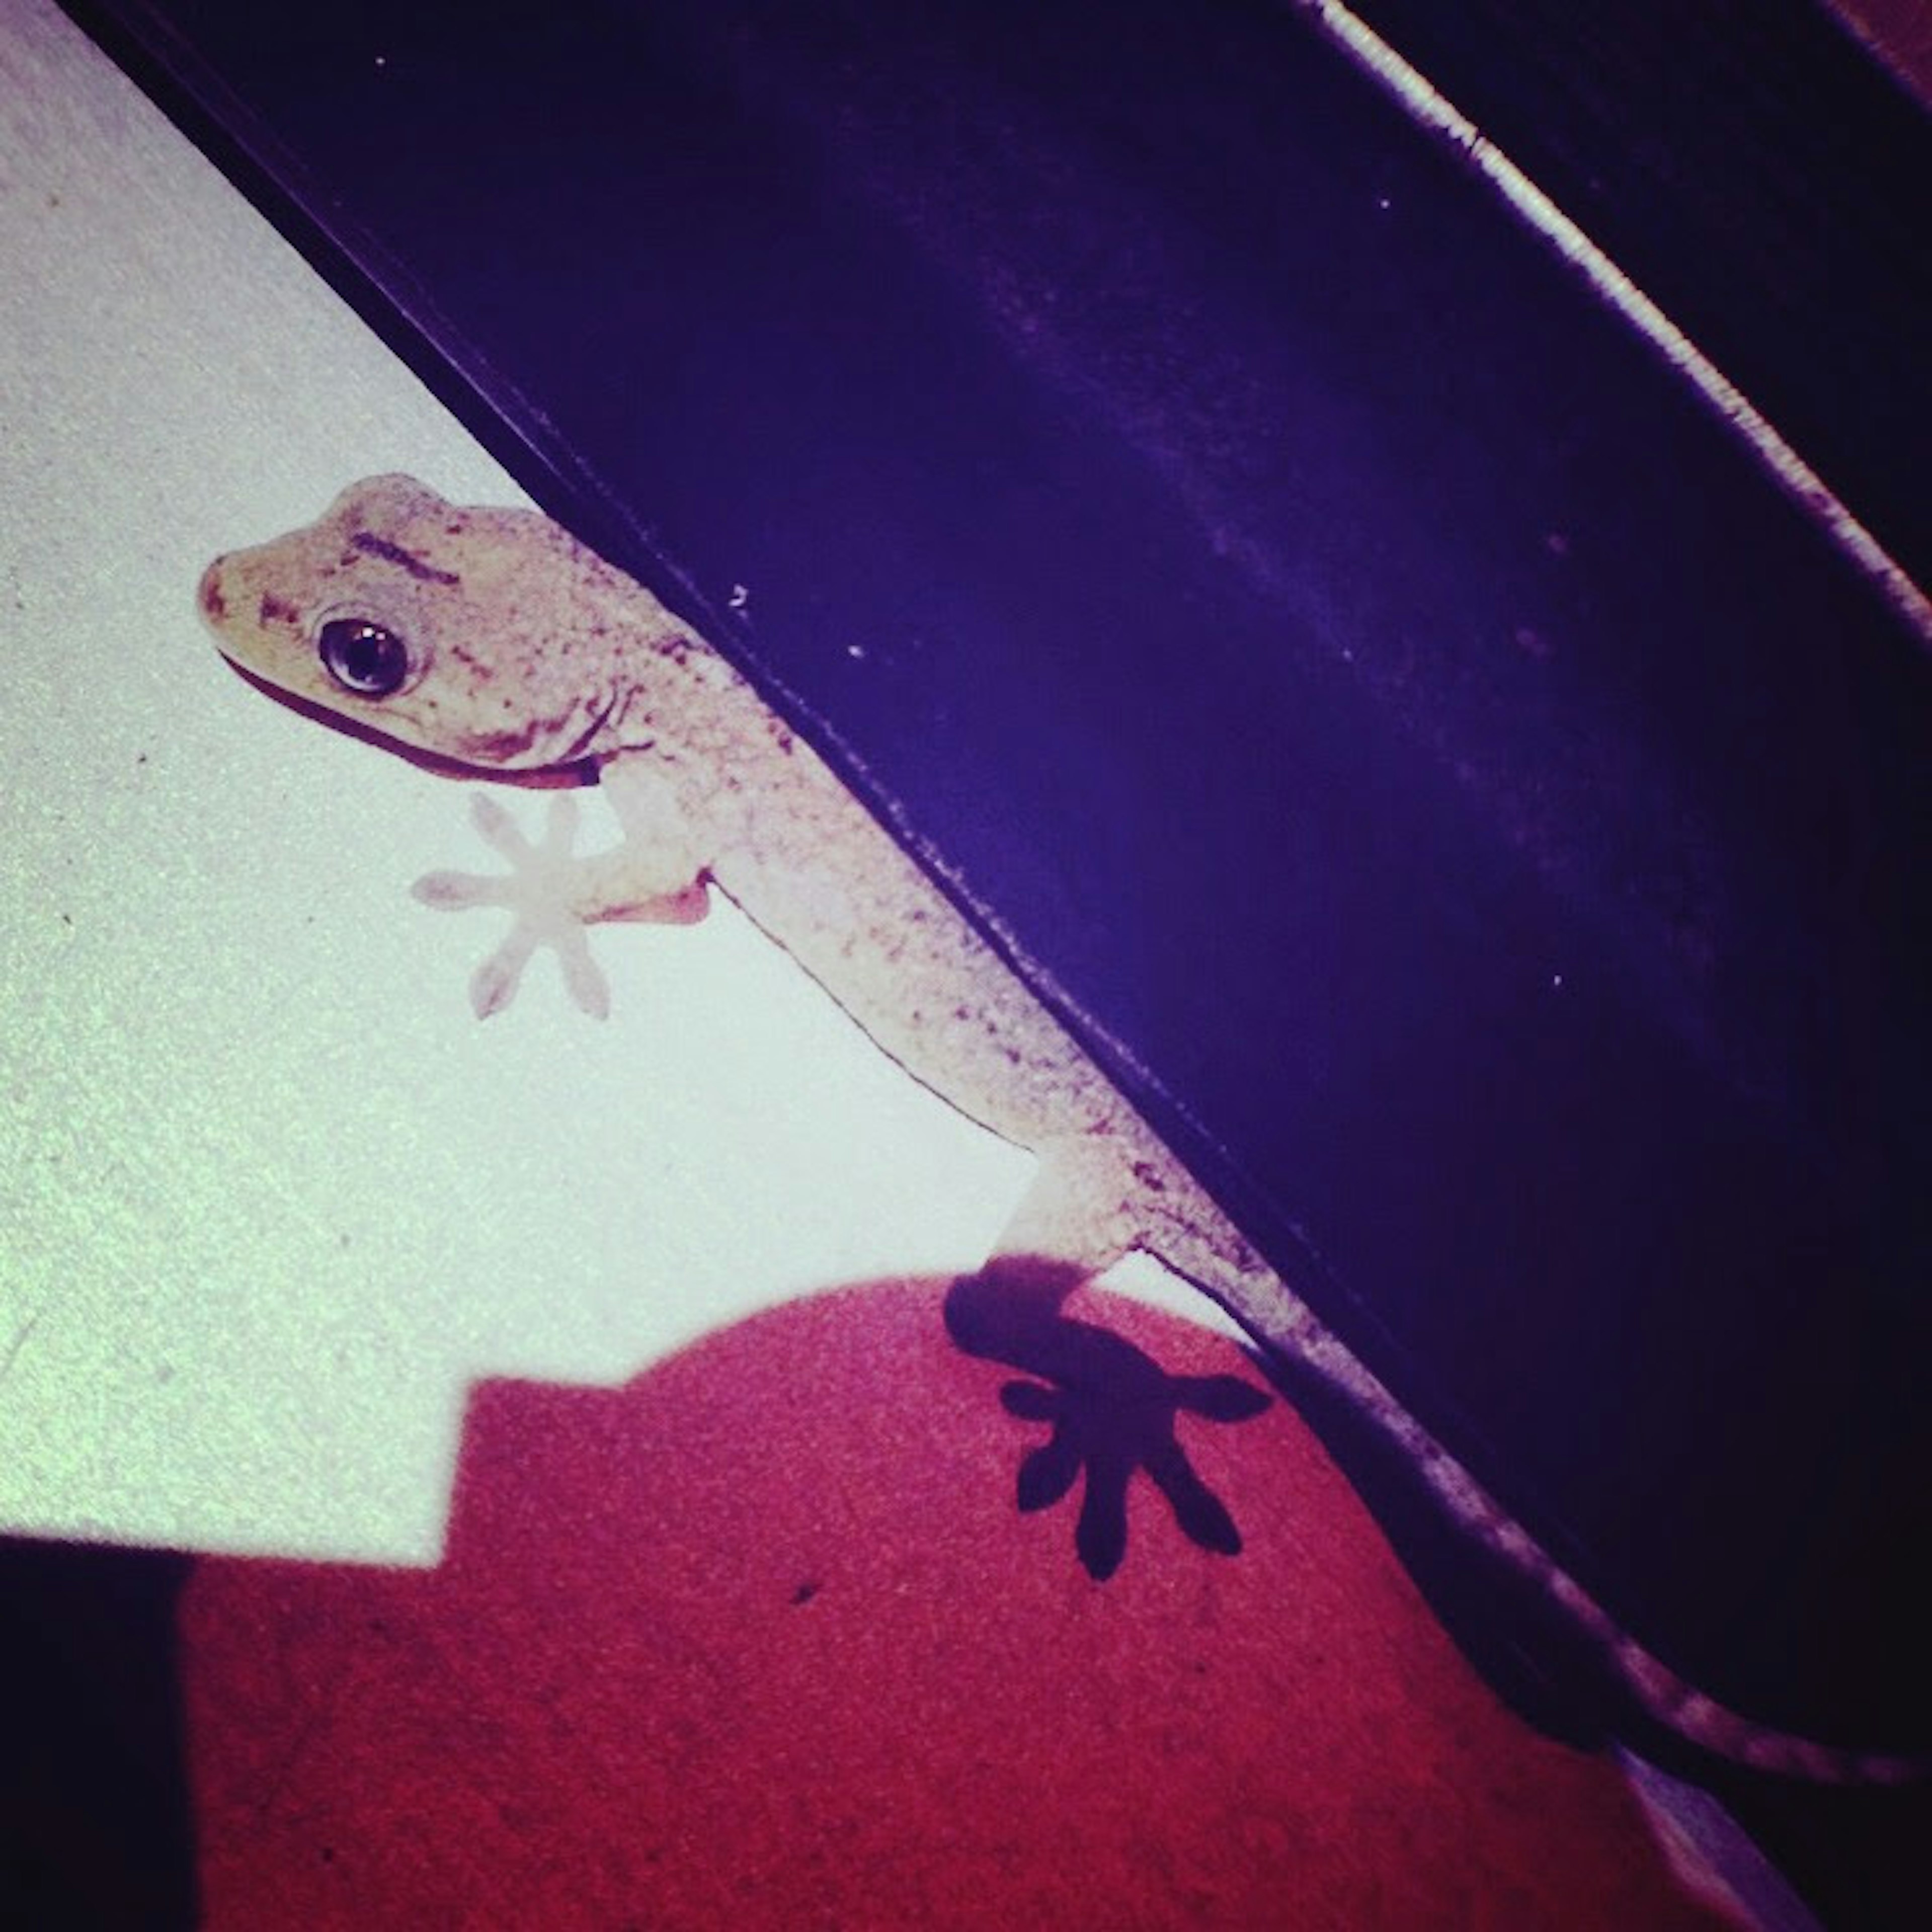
[959,1291,1269,1579]
[949,1138,1270,1579]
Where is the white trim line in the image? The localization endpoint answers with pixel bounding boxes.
[1299,0,1932,647]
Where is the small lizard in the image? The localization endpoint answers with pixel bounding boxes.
[199,474,1914,1782]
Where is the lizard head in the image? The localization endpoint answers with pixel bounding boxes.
[197,474,672,776]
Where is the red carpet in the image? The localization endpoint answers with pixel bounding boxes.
[181,1281,1736,1926]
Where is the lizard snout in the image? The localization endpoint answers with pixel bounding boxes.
[197,557,228,625]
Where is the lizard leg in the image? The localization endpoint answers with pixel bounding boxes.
[946,1136,1138,1363]
[981,1137,1143,1293]
[412,762,711,1018]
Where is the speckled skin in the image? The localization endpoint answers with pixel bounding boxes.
[200,476,1914,1783]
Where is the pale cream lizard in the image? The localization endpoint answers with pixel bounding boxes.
[197,474,1914,1782]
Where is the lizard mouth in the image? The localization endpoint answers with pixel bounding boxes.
[217,658,595,789]
[446,690,619,771]
[557,691,621,764]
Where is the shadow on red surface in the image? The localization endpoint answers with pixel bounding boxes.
[176,1279,1736,1928]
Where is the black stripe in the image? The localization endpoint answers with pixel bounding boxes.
[351,530,460,585]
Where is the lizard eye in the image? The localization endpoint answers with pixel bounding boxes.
[318,617,410,697]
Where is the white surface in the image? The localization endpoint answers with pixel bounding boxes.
[0,13,1811,1918]
[0,0,1245,1563]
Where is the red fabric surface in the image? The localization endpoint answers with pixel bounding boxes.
[181,1281,1736,1927]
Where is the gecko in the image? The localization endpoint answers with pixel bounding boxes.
[198,473,1916,1784]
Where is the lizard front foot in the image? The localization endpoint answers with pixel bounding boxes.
[412,793,612,1018]
[412,792,706,1019]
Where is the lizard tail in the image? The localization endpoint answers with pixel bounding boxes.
[1139,1190,1924,1786]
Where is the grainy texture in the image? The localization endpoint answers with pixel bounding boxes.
[180,1282,1744,1929]
[197,476,1917,1782]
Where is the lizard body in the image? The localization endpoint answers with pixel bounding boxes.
[198,475,1914,1783]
